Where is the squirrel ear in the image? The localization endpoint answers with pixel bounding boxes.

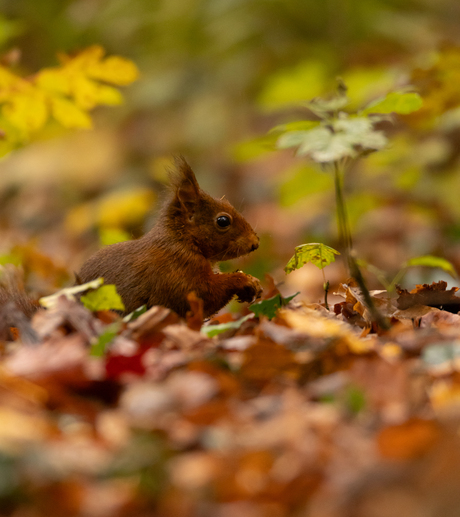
[172,156,201,210]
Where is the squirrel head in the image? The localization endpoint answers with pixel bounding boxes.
[165,157,259,262]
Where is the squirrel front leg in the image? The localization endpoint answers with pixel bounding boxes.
[199,272,262,318]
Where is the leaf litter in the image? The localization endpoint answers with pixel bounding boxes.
[1,280,460,516]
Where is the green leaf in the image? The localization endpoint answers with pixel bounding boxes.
[90,322,121,357]
[249,292,299,320]
[123,305,147,322]
[277,116,387,163]
[333,116,387,150]
[81,284,125,312]
[277,128,323,150]
[285,243,340,274]
[39,278,104,309]
[404,255,457,278]
[361,92,423,116]
[201,314,254,338]
[277,125,360,162]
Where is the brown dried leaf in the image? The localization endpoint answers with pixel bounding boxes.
[335,282,395,323]
[396,281,460,311]
[281,307,373,354]
[419,309,460,328]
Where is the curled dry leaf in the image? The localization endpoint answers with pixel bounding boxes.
[396,281,460,311]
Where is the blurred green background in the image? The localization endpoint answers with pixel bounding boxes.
[1,0,460,303]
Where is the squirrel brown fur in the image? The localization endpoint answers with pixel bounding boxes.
[78,157,262,318]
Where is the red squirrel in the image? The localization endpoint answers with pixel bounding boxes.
[78,157,262,318]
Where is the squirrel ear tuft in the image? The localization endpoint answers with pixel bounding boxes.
[171,156,201,209]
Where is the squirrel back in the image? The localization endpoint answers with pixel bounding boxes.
[78,157,262,317]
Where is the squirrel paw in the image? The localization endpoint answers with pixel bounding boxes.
[236,274,263,304]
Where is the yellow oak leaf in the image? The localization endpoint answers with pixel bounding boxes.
[94,84,124,105]
[36,68,71,95]
[0,46,138,146]
[57,45,139,86]
[69,76,123,110]
[57,45,105,69]
[50,97,92,128]
[2,91,48,133]
[70,75,103,110]
[86,55,140,85]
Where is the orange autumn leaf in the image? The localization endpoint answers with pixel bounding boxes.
[377,418,440,460]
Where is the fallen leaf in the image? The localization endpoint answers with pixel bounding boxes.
[377,418,440,460]
[396,281,460,312]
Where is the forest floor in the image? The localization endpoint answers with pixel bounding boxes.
[0,275,460,517]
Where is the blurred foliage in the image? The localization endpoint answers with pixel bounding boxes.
[0,45,138,155]
[1,0,460,300]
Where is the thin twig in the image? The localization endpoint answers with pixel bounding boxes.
[333,160,389,330]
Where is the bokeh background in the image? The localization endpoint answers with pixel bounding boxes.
[2,0,460,304]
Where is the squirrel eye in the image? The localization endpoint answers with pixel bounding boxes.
[215,213,232,230]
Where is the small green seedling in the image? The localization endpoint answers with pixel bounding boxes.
[285,242,340,309]
[273,86,423,267]
[271,84,423,323]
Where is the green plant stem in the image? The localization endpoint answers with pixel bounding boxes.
[324,280,330,310]
[333,160,353,268]
[322,267,330,310]
[333,160,389,330]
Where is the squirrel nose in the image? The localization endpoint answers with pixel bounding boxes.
[250,235,259,252]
